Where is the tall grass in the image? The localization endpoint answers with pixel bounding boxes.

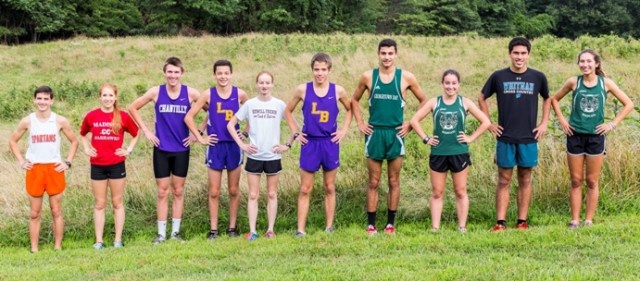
[1,34,639,247]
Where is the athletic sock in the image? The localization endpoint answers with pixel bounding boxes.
[158,221,167,237]
[386,209,397,226]
[517,219,527,225]
[367,212,377,227]
[497,220,506,227]
[172,218,182,235]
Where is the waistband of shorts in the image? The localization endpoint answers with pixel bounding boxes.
[370,125,401,130]
[305,135,333,140]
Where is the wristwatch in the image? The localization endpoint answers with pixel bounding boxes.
[242,131,249,138]
[64,160,72,168]
[422,136,430,144]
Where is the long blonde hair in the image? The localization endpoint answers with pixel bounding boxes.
[99,83,122,135]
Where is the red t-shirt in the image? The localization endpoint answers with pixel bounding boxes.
[80,109,139,166]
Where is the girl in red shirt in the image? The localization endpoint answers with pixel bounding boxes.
[81,83,139,249]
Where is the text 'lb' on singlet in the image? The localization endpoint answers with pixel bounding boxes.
[432,96,468,156]
[26,112,61,163]
[208,86,239,142]
[369,68,405,127]
[155,84,191,152]
[570,75,606,134]
[302,82,339,137]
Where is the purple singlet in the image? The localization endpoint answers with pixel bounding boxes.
[208,86,239,142]
[301,82,338,137]
[155,84,191,152]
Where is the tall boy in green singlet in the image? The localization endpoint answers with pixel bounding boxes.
[352,39,427,235]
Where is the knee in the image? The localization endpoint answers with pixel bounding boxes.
[586,178,599,189]
[94,201,107,211]
[454,186,467,199]
[157,186,170,199]
[431,190,444,200]
[50,207,63,219]
[111,199,124,210]
[29,209,41,221]
[267,190,278,200]
[209,190,220,200]
[248,191,259,201]
[570,177,583,188]
[368,178,380,190]
[228,186,240,198]
[323,184,335,196]
[497,175,512,188]
[172,186,185,198]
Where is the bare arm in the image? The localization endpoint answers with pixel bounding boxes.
[409,98,437,146]
[398,72,428,137]
[57,116,79,171]
[351,72,373,135]
[8,117,31,169]
[184,89,216,145]
[551,77,577,135]
[128,87,160,146]
[284,84,304,144]
[459,98,491,143]
[227,116,256,154]
[596,78,635,135]
[534,97,552,140]
[332,85,352,143]
[478,92,502,136]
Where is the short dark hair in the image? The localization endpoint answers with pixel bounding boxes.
[378,38,397,53]
[310,53,332,70]
[508,37,531,53]
[213,59,233,73]
[163,57,184,72]
[34,86,54,99]
[441,69,461,83]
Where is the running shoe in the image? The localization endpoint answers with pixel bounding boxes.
[367,225,377,236]
[583,220,594,227]
[264,230,275,239]
[294,231,306,238]
[384,224,396,234]
[227,228,239,237]
[207,230,219,240]
[431,227,439,233]
[515,222,528,230]
[170,232,186,242]
[113,241,124,248]
[93,242,105,250]
[459,226,467,233]
[568,221,580,230]
[245,232,259,241]
[491,224,507,232]
[324,227,335,233]
[152,234,166,244]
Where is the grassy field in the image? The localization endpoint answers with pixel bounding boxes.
[1,34,640,280]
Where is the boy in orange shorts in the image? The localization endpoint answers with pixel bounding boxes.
[9,86,78,252]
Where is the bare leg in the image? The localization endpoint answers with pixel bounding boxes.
[366,159,382,213]
[516,167,533,221]
[567,154,585,222]
[496,167,514,221]
[156,177,171,222]
[585,155,605,221]
[247,174,261,234]
[266,174,280,232]
[227,167,241,229]
[92,180,109,243]
[49,193,64,250]
[386,157,403,211]
[170,176,186,220]
[452,167,470,228]
[207,169,223,231]
[322,168,338,230]
[28,196,43,252]
[109,178,126,243]
[297,169,315,233]
[429,170,447,230]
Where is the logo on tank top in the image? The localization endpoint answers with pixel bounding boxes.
[159,104,188,114]
[31,134,56,143]
[311,102,329,123]
[579,94,599,115]
[216,102,234,120]
[439,112,458,133]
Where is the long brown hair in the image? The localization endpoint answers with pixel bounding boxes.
[99,83,122,135]
[578,49,606,77]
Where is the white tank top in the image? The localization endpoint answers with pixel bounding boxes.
[26,112,61,163]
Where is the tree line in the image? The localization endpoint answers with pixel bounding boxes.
[2,0,639,44]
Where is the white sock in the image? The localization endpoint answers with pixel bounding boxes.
[172,218,182,235]
[158,221,167,237]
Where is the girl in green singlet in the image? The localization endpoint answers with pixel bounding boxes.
[551,49,634,229]
[410,70,490,233]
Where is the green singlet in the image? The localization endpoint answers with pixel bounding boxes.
[431,95,468,156]
[569,75,606,134]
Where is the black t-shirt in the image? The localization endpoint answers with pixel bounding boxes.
[482,67,549,144]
